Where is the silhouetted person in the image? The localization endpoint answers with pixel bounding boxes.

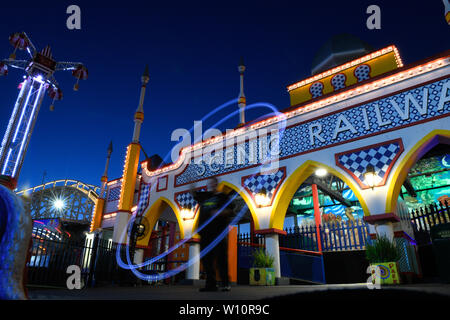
[190,177,235,292]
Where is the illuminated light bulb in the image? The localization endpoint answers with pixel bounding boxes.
[254,188,271,207]
[181,206,195,220]
[315,168,328,177]
[53,198,65,210]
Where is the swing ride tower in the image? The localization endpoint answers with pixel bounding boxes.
[0,32,88,188]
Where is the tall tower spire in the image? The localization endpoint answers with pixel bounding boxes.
[113,65,149,243]
[100,141,113,196]
[90,141,113,232]
[237,57,246,127]
[132,65,150,143]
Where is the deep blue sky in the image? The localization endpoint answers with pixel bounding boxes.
[0,0,448,190]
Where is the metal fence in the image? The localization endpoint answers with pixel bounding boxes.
[238,218,370,254]
[27,228,94,287]
[410,200,450,245]
[280,218,370,252]
[27,229,131,288]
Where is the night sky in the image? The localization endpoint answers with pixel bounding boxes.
[0,0,448,191]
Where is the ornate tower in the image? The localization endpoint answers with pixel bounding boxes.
[113,66,149,243]
[237,57,246,127]
[90,141,113,232]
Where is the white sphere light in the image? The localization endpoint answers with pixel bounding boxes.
[315,168,328,177]
[53,198,65,210]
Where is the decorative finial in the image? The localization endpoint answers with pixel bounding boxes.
[238,57,245,74]
[107,141,113,156]
[142,65,150,84]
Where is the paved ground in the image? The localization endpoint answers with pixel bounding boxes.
[28,283,450,301]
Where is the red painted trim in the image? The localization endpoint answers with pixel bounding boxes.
[254,228,287,236]
[279,247,323,256]
[241,167,287,207]
[284,73,450,132]
[186,238,200,243]
[286,50,449,109]
[156,175,168,192]
[334,138,404,189]
[364,213,400,224]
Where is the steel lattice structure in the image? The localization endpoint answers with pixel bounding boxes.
[17,179,99,223]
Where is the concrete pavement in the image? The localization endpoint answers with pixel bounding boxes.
[28,283,450,300]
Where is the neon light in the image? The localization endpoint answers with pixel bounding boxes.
[12,80,33,143]
[1,149,12,174]
[12,81,44,177]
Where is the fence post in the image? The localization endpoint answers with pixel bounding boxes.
[87,232,100,287]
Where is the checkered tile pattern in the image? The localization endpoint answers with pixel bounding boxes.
[175,187,207,210]
[337,142,401,184]
[136,184,150,216]
[309,82,324,98]
[107,187,121,202]
[331,74,346,91]
[243,169,285,199]
[354,64,370,82]
[175,79,448,186]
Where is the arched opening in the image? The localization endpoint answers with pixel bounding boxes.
[217,180,260,230]
[383,131,450,280]
[386,130,450,213]
[271,161,369,231]
[218,181,264,285]
[136,197,187,284]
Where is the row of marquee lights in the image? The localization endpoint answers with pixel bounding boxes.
[286,45,403,91]
[177,166,379,221]
[141,55,449,178]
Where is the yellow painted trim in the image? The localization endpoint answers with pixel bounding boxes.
[270,160,370,230]
[385,129,450,213]
[118,143,140,211]
[90,198,105,232]
[136,196,184,247]
[217,180,260,230]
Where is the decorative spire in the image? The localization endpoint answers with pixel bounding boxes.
[238,57,246,127]
[100,141,113,198]
[132,65,149,143]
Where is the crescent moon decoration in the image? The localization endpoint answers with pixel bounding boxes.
[441,155,450,168]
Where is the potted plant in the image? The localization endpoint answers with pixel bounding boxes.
[366,235,402,285]
[249,248,275,286]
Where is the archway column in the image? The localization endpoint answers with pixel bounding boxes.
[185,238,201,282]
[254,228,286,283]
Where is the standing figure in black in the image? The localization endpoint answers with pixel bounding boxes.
[190,177,234,292]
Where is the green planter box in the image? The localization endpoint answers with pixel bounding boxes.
[249,267,275,286]
[369,262,401,285]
